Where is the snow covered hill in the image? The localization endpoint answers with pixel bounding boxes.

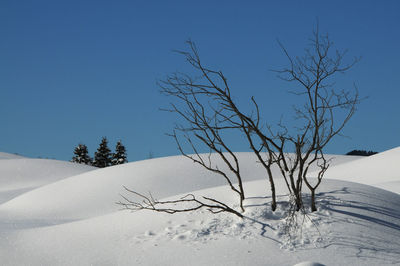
[0,152,25,160]
[0,149,399,265]
[0,158,96,204]
[0,153,361,220]
[313,146,400,193]
[1,179,399,266]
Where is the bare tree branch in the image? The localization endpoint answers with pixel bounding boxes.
[117,186,243,218]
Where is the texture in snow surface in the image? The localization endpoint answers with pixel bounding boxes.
[0,149,399,265]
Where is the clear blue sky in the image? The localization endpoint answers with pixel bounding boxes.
[1,0,399,161]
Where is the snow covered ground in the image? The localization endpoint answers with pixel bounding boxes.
[0,148,399,265]
[0,152,25,160]
[0,156,95,204]
[311,147,400,194]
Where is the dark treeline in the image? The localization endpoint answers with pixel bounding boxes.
[71,137,127,167]
[346,150,378,156]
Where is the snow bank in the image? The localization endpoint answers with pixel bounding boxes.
[0,149,399,265]
[0,152,25,159]
[314,146,400,193]
[0,159,96,204]
[1,179,399,266]
[293,262,325,266]
[0,153,358,220]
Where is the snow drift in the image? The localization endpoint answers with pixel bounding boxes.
[314,146,400,193]
[0,149,399,265]
[0,152,25,160]
[0,153,360,220]
[0,158,95,204]
[1,179,399,266]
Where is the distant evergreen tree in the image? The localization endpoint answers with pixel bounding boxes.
[93,137,112,168]
[346,149,378,156]
[112,140,128,165]
[71,144,92,165]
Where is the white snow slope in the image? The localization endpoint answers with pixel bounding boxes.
[0,152,25,160]
[313,146,400,193]
[0,149,399,266]
[0,153,360,220]
[0,158,96,204]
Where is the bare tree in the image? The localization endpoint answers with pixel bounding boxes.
[120,24,360,219]
[160,24,360,213]
[119,40,280,216]
[159,40,283,212]
[159,41,247,213]
[267,24,360,211]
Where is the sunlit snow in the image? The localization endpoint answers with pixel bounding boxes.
[0,148,399,265]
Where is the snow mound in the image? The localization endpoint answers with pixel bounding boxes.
[293,262,325,266]
[0,150,399,265]
[314,146,400,193]
[1,179,399,265]
[374,180,400,194]
[0,153,358,221]
[0,152,25,159]
[0,159,96,204]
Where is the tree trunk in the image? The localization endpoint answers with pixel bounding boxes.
[271,188,277,211]
[310,189,317,212]
[265,167,277,211]
[239,193,245,212]
[295,190,302,211]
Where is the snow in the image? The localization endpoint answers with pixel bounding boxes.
[0,153,359,220]
[0,158,95,204]
[293,262,325,266]
[0,150,399,265]
[373,180,400,194]
[0,152,25,160]
[313,146,400,190]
